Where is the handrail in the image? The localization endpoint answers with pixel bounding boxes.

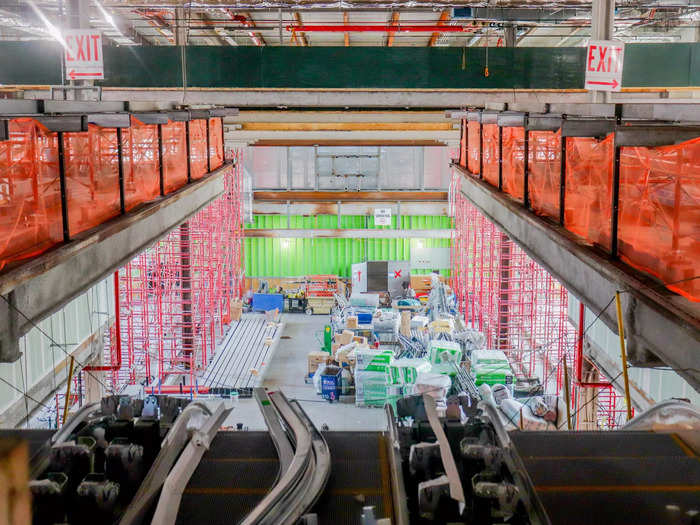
[255,387,294,476]
[239,390,313,525]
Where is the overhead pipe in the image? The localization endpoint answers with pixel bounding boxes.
[85,271,122,372]
[286,24,476,33]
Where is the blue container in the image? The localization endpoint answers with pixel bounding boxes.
[357,312,373,325]
[252,293,284,312]
[321,367,342,402]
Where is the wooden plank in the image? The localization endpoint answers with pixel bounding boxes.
[0,438,31,525]
[240,122,454,131]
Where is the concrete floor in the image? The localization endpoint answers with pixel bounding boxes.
[225,313,387,431]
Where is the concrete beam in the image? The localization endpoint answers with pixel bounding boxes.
[455,167,700,392]
[254,190,447,202]
[244,228,451,239]
[0,166,228,362]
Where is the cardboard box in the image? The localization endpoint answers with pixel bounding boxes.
[336,330,354,345]
[352,336,367,345]
[346,315,359,329]
[308,351,329,375]
[230,299,243,321]
[400,310,412,337]
[331,342,342,357]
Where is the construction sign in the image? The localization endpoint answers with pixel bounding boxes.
[64,30,104,81]
[584,40,624,92]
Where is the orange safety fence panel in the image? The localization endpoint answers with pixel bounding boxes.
[619,137,700,302]
[459,119,467,169]
[162,121,188,194]
[502,126,525,202]
[0,119,63,270]
[190,119,208,180]
[209,118,224,170]
[482,124,500,187]
[121,117,160,211]
[63,125,121,236]
[467,120,481,175]
[528,129,561,220]
[564,134,614,251]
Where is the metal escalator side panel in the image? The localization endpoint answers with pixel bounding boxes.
[385,404,410,525]
[479,400,551,525]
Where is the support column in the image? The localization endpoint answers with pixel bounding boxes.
[67,0,92,100]
[590,0,615,103]
[504,24,516,48]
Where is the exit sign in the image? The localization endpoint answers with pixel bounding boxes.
[584,40,624,92]
[64,29,104,81]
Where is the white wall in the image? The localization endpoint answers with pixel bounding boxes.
[0,277,113,425]
[568,293,700,410]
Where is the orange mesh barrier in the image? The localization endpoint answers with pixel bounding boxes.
[467,120,481,175]
[162,121,188,194]
[0,119,63,270]
[528,130,561,220]
[209,118,224,170]
[63,126,121,236]
[564,134,614,251]
[482,124,499,187]
[501,127,525,202]
[619,137,700,302]
[459,119,467,169]
[121,117,160,211]
[189,119,208,180]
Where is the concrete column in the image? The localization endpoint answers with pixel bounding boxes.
[590,0,615,103]
[504,24,517,48]
[174,7,187,46]
[67,0,92,99]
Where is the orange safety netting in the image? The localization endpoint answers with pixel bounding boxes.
[482,124,500,187]
[161,121,188,194]
[501,126,525,202]
[121,117,160,211]
[619,137,700,302]
[528,130,561,220]
[467,120,481,175]
[564,134,614,251]
[459,119,467,169]
[189,119,208,180]
[209,118,224,170]
[0,118,63,270]
[63,125,121,236]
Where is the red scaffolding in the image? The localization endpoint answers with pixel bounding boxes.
[450,171,629,428]
[97,150,244,393]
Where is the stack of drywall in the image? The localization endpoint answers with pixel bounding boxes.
[428,339,463,376]
[354,348,398,407]
[470,350,514,389]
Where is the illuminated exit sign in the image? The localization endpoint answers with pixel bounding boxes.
[64,29,104,81]
[584,40,624,92]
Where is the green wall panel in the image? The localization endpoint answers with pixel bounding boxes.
[245,214,452,278]
[1,43,698,89]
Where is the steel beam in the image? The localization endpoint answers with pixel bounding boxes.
[254,190,447,202]
[253,201,449,216]
[0,166,228,362]
[244,228,451,238]
[455,166,700,392]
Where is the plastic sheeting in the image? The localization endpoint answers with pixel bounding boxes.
[0,118,62,269]
[63,125,121,236]
[209,117,224,170]
[482,124,499,187]
[122,117,160,211]
[459,119,467,169]
[467,121,481,175]
[501,127,525,202]
[619,138,700,302]
[564,134,614,250]
[528,130,561,220]
[162,121,188,194]
[190,119,208,180]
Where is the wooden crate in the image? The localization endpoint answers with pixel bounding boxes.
[0,438,31,525]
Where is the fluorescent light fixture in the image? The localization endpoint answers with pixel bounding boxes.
[94,0,119,32]
[27,0,68,49]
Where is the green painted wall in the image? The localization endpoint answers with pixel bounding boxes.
[244,214,452,277]
[1,43,699,88]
